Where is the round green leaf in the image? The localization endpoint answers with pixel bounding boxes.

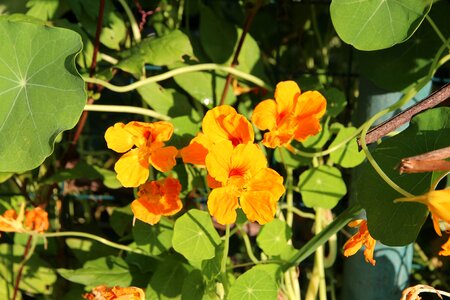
[133,219,174,256]
[329,126,365,168]
[0,20,86,172]
[330,0,432,50]
[172,209,221,262]
[256,219,292,256]
[228,267,278,300]
[299,166,347,209]
[357,107,450,246]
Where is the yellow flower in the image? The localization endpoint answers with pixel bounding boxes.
[180,105,254,166]
[343,219,377,266]
[251,81,326,149]
[205,141,285,225]
[105,121,178,187]
[395,189,450,236]
[83,285,145,300]
[131,177,183,225]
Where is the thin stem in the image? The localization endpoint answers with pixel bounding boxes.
[221,224,231,294]
[286,168,294,227]
[12,235,36,300]
[117,0,141,43]
[40,231,159,258]
[83,64,272,93]
[315,209,327,300]
[283,204,362,271]
[84,104,170,120]
[237,224,259,264]
[279,204,315,220]
[426,15,450,52]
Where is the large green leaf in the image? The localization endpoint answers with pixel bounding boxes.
[133,218,174,256]
[58,256,132,289]
[299,166,347,209]
[228,267,278,300]
[256,219,292,256]
[0,20,86,172]
[330,0,432,50]
[172,209,221,262]
[147,257,190,300]
[357,107,450,246]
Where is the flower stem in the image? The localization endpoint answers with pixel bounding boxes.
[117,0,141,43]
[237,224,259,264]
[84,104,170,120]
[83,64,272,93]
[221,224,231,294]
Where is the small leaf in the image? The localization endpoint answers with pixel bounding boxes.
[0,20,86,172]
[172,209,221,262]
[228,267,278,300]
[256,219,292,256]
[133,218,174,256]
[26,0,59,21]
[330,0,432,50]
[329,126,365,168]
[58,256,132,288]
[299,166,347,209]
[321,87,347,118]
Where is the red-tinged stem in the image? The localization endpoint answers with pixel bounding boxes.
[219,1,262,106]
[12,235,33,300]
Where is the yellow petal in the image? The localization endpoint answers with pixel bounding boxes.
[202,105,238,140]
[261,130,293,148]
[150,146,178,172]
[274,81,301,115]
[220,113,254,146]
[230,143,267,178]
[105,123,135,153]
[207,187,239,225]
[426,190,450,223]
[205,140,233,183]
[115,149,149,187]
[246,168,285,201]
[240,191,277,224]
[251,99,277,131]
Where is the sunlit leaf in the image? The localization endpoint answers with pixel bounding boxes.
[228,267,278,300]
[0,19,86,172]
[256,219,292,256]
[330,0,432,50]
[329,126,365,168]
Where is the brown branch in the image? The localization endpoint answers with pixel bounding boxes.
[219,0,262,105]
[358,83,450,147]
[399,146,450,174]
[12,236,33,300]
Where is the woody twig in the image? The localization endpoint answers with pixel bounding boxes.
[399,146,450,174]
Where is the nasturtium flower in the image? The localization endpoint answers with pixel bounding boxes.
[251,80,327,149]
[0,204,49,234]
[0,206,24,233]
[205,140,285,225]
[25,207,49,233]
[131,177,182,225]
[180,105,254,166]
[105,121,178,187]
[83,285,145,300]
[395,189,450,236]
[343,219,377,266]
[439,238,450,256]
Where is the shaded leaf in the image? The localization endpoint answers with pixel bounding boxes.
[329,126,365,168]
[133,218,174,256]
[147,257,190,300]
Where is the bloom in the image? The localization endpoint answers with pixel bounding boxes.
[0,206,24,233]
[83,285,145,300]
[439,237,450,256]
[180,105,254,166]
[24,207,49,233]
[343,219,377,266]
[395,189,450,236]
[205,141,285,225]
[0,204,49,234]
[131,177,182,225]
[105,121,178,187]
[251,81,326,148]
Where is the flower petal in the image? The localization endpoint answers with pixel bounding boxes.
[150,146,178,172]
[205,141,233,183]
[230,143,267,178]
[439,238,450,256]
[293,117,322,142]
[220,113,254,146]
[274,81,301,115]
[131,198,163,225]
[208,187,239,225]
[294,91,327,120]
[202,105,237,140]
[240,190,277,224]
[160,178,183,215]
[105,123,134,153]
[150,121,175,142]
[262,130,293,148]
[115,149,149,187]
[24,207,49,233]
[251,99,277,131]
[180,133,211,165]
[246,168,285,200]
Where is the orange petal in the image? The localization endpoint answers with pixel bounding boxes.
[220,113,254,146]
[432,214,442,236]
[240,190,277,224]
[160,178,183,215]
[261,130,293,148]
[202,105,238,140]
[150,121,175,142]
[439,238,450,256]
[131,198,162,225]
[294,91,327,120]
[115,149,149,187]
[363,235,377,266]
[251,99,277,131]
[206,173,222,189]
[105,123,135,153]
[274,81,301,115]
[246,168,285,201]
[150,146,178,172]
[293,117,322,142]
[24,207,49,233]
[343,237,364,257]
[230,143,267,178]
[207,187,239,225]
[205,141,233,183]
[180,133,211,165]
[0,209,19,232]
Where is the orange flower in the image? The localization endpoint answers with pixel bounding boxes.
[251,81,326,148]
[105,121,178,187]
[395,189,450,236]
[83,285,145,300]
[0,207,23,233]
[343,219,377,266]
[24,207,49,233]
[131,177,182,225]
[205,141,285,225]
[439,237,450,256]
[180,105,254,166]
